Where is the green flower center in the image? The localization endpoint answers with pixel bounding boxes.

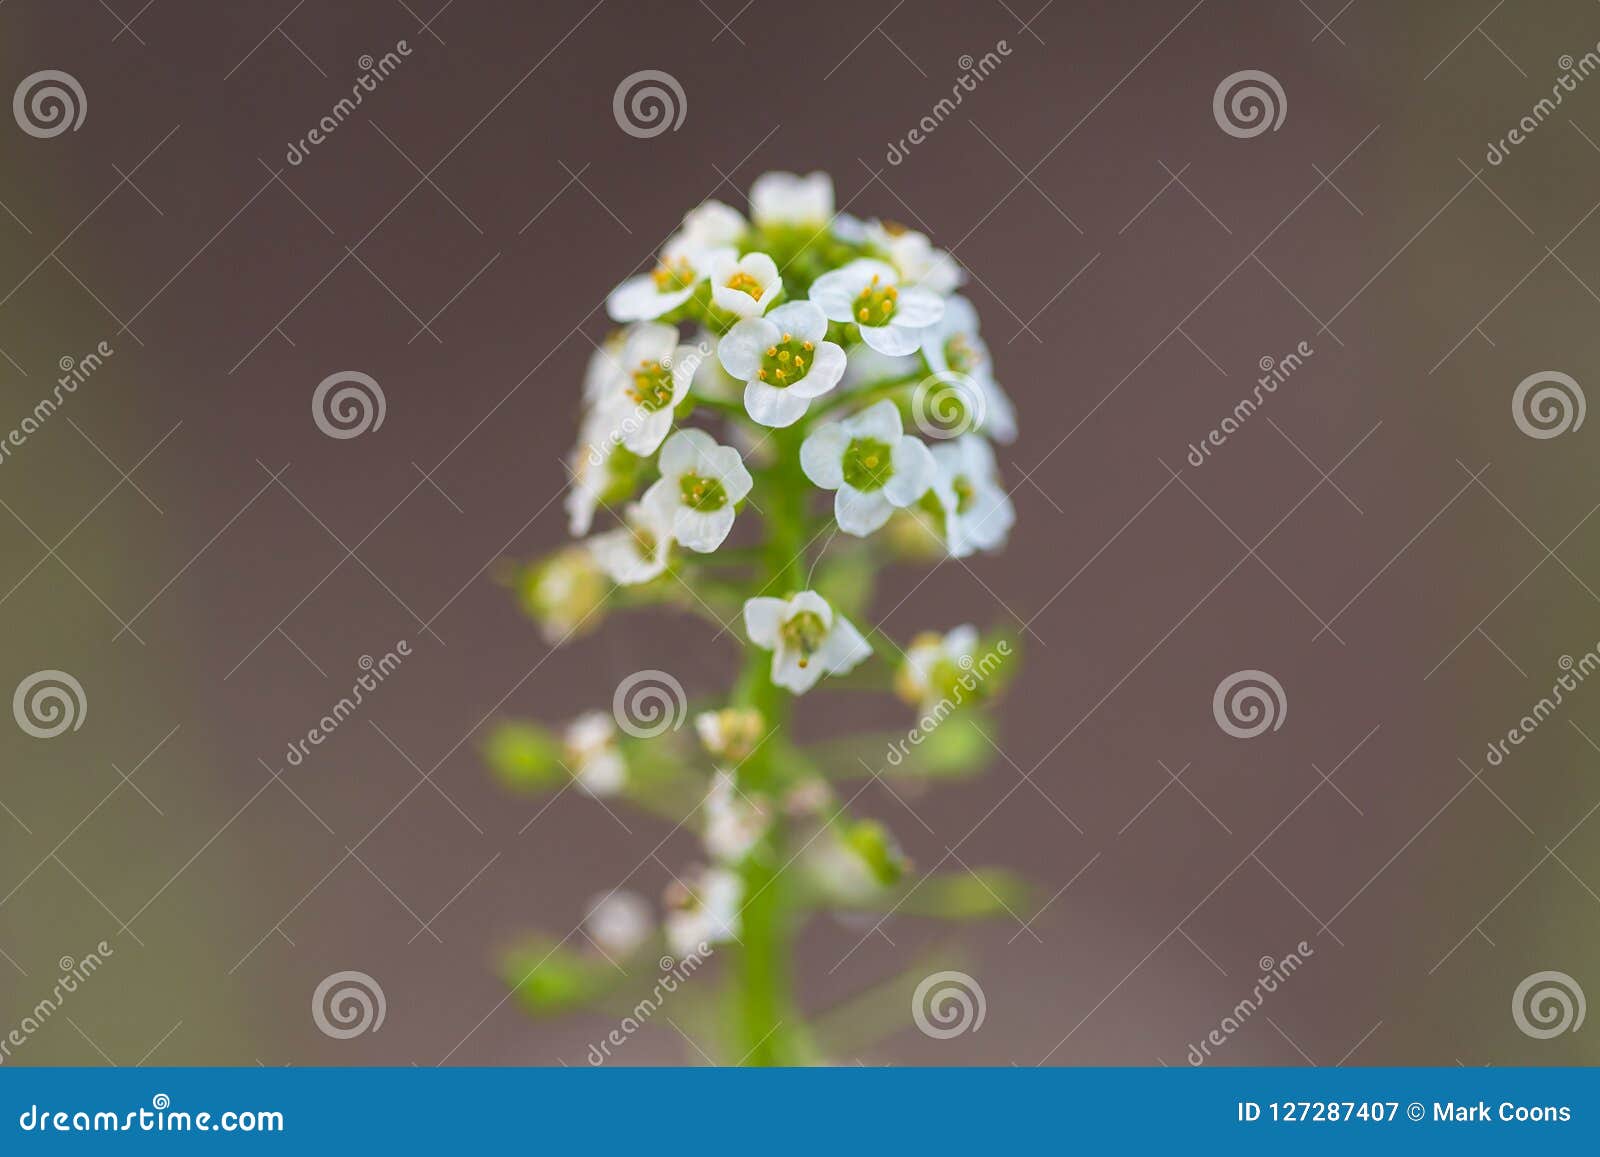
[679,472,727,511]
[651,257,697,292]
[945,335,981,375]
[842,436,894,492]
[629,360,675,412]
[952,475,976,515]
[781,610,828,666]
[853,275,898,325]
[757,331,816,389]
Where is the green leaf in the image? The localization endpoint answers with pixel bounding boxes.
[483,721,564,792]
[500,938,622,1017]
[894,868,1034,920]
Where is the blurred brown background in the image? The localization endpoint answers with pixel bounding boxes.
[2,0,1599,1065]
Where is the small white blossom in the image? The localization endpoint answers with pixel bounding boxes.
[525,545,606,644]
[695,707,765,762]
[607,242,734,323]
[895,624,980,709]
[564,409,617,537]
[931,434,1015,557]
[676,199,747,249]
[864,219,963,294]
[840,342,919,393]
[707,250,782,319]
[665,866,741,956]
[743,590,872,694]
[717,301,846,428]
[582,330,627,409]
[808,258,944,356]
[597,323,697,456]
[920,295,1016,443]
[642,428,753,553]
[584,890,653,957]
[588,485,675,585]
[800,399,934,536]
[563,711,626,797]
[750,170,834,228]
[704,769,769,863]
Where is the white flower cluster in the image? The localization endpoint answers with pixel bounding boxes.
[562,171,1018,694]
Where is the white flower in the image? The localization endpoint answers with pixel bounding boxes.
[704,769,769,863]
[564,409,616,536]
[750,170,834,228]
[920,295,1016,443]
[895,624,980,709]
[808,258,944,356]
[742,590,872,694]
[695,707,765,762]
[582,330,627,408]
[708,250,782,319]
[864,219,963,294]
[606,242,733,323]
[584,890,653,957]
[642,428,753,553]
[840,342,919,394]
[525,545,606,644]
[931,434,1015,557]
[588,485,674,585]
[677,199,747,249]
[598,323,696,456]
[665,866,741,956]
[800,399,934,536]
[563,711,626,797]
[717,301,846,428]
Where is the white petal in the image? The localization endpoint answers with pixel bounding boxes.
[712,281,768,319]
[977,376,1017,443]
[790,341,846,399]
[835,486,894,536]
[745,379,811,427]
[858,320,923,357]
[607,276,689,322]
[892,286,945,329]
[766,300,827,343]
[807,271,856,323]
[717,318,775,380]
[816,616,872,675]
[620,322,679,367]
[659,427,715,477]
[590,528,664,585]
[743,597,788,646]
[674,506,736,553]
[680,200,747,248]
[621,407,673,456]
[883,436,934,506]
[706,445,753,501]
[800,424,848,489]
[847,398,904,442]
[751,171,834,226]
[771,646,825,693]
[788,590,833,625]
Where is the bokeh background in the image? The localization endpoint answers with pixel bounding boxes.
[2,0,1599,1066]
